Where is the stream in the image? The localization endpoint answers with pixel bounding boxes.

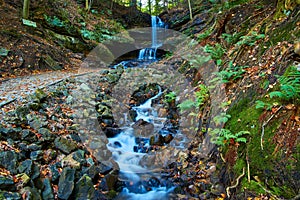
[105,16,177,199]
[107,85,176,199]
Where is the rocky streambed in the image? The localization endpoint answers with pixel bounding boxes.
[0,63,225,199]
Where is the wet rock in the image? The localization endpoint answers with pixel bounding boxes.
[104,127,121,138]
[72,150,86,165]
[129,109,138,120]
[18,159,33,175]
[49,164,60,182]
[54,136,77,154]
[0,151,19,174]
[98,162,114,175]
[37,128,55,142]
[0,191,21,200]
[163,134,174,144]
[100,174,118,191]
[74,174,95,200]
[0,127,21,140]
[211,183,225,196]
[147,177,160,188]
[28,115,48,130]
[150,134,164,146]
[80,83,91,91]
[20,186,41,200]
[133,119,154,137]
[0,176,14,190]
[31,163,41,180]
[30,150,44,161]
[62,154,81,169]
[42,178,54,200]
[57,167,75,200]
[21,129,38,143]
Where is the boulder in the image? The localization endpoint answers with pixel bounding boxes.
[74,174,95,200]
[54,136,77,154]
[57,167,75,200]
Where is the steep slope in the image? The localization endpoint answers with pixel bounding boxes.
[160,0,300,199]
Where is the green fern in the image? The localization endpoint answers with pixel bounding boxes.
[255,100,273,110]
[177,99,195,112]
[213,113,231,126]
[236,31,265,46]
[269,66,300,103]
[164,91,176,103]
[211,128,250,146]
[177,84,209,114]
[221,32,243,45]
[204,43,225,60]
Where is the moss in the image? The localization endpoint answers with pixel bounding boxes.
[226,94,299,197]
[241,179,266,195]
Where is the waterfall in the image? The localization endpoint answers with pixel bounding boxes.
[138,16,164,60]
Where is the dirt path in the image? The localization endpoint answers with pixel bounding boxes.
[0,68,99,107]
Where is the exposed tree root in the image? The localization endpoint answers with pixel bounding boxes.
[226,167,245,198]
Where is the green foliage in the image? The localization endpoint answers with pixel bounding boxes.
[255,100,273,110]
[177,84,209,113]
[177,99,195,112]
[236,31,265,46]
[213,112,231,126]
[269,66,300,103]
[44,15,65,27]
[204,43,225,61]
[210,128,250,146]
[189,55,211,68]
[197,28,213,42]
[221,32,243,45]
[210,61,247,83]
[195,84,209,106]
[164,91,176,103]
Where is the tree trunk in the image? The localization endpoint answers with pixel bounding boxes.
[23,0,30,19]
[187,0,192,20]
[85,0,89,11]
[148,0,152,15]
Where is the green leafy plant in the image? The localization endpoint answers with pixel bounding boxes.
[221,32,243,45]
[177,84,209,113]
[164,91,176,103]
[44,15,65,27]
[269,66,300,103]
[211,128,250,146]
[197,28,213,42]
[210,61,247,83]
[236,31,265,46]
[204,43,225,63]
[255,100,273,110]
[213,112,231,126]
[189,55,212,68]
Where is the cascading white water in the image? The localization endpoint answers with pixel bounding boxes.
[138,16,165,60]
[106,86,174,199]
